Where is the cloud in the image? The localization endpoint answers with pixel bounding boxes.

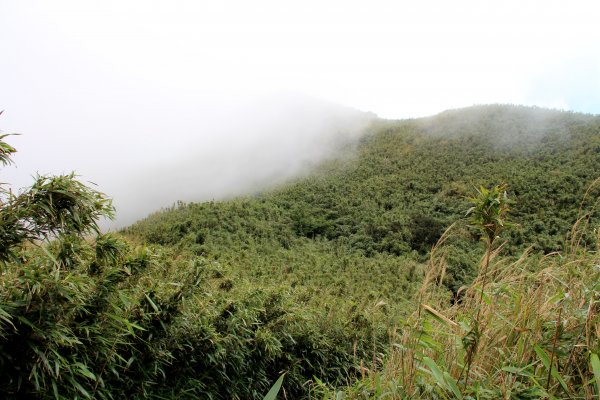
[2,0,599,228]
[102,94,374,228]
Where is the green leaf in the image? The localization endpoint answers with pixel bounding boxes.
[502,366,522,374]
[144,293,160,313]
[534,344,570,395]
[263,373,285,400]
[68,377,92,399]
[75,362,96,380]
[52,380,59,399]
[591,353,600,399]
[443,371,463,400]
[501,362,536,377]
[419,357,463,399]
[422,356,445,387]
[17,315,39,331]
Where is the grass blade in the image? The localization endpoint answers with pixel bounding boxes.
[263,373,285,400]
[591,353,600,399]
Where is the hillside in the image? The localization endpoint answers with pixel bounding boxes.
[127,105,600,295]
[119,105,600,398]
[2,105,599,399]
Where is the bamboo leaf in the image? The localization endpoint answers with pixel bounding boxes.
[591,353,600,399]
[443,371,463,399]
[422,304,458,328]
[144,293,160,313]
[422,357,446,389]
[534,344,571,395]
[74,362,96,380]
[263,373,285,400]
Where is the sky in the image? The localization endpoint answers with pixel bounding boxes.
[1,0,599,227]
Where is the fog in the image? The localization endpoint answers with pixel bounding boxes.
[2,0,600,228]
[416,104,596,148]
[1,94,373,228]
[105,94,374,228]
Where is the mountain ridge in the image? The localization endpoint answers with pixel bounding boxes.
[3,104,599,399]
[125,104,600,306]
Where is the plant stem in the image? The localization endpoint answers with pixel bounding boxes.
[476,238,492,324]
[546,306,563,392]
[465,237,493,388]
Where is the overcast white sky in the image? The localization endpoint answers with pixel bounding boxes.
[1,0,599,227]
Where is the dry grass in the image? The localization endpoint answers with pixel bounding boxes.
[321,220,600,399]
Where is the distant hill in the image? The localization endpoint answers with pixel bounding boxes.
[123,104,600,307]
[106,93,375,229]
[6,104,598,399]
[128,104,600,257]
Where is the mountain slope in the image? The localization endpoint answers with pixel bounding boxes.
[127,104,600,274]
[267,104,600,255]
[125,106,600,310]
[5,105,599,399]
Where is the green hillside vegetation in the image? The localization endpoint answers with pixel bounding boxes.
[0,135,378,399]
[129,105,600,297]
[1,105,600,399]
[318,212,600,399]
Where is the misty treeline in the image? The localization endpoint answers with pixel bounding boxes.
[132,105,600,294]
[0,133,372,399]
[2,105,600,399]
[105,95,375,229]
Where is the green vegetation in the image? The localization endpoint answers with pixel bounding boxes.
[0,133,378,399]
[317,200,600,398]
[129,105,600,298]
[2,105,600,398]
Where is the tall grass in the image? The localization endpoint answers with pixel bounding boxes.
[318,191,600,399]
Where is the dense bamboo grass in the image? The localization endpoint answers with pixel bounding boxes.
[317,194,600,399]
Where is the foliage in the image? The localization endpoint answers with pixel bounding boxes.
[318,215,600,399]
[0,173,114,264]
[465,183,512,381]
[129,105,600,296]
[0,135,377,399]
[262,374,285,400]
[467,183,511,244]
[3,105,600,398]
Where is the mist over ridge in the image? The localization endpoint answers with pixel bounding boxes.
[414,104,597,148]
[105,94,376,229]
[4,97,595,232]
[118,102,598,230]
[114,102,600,229]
